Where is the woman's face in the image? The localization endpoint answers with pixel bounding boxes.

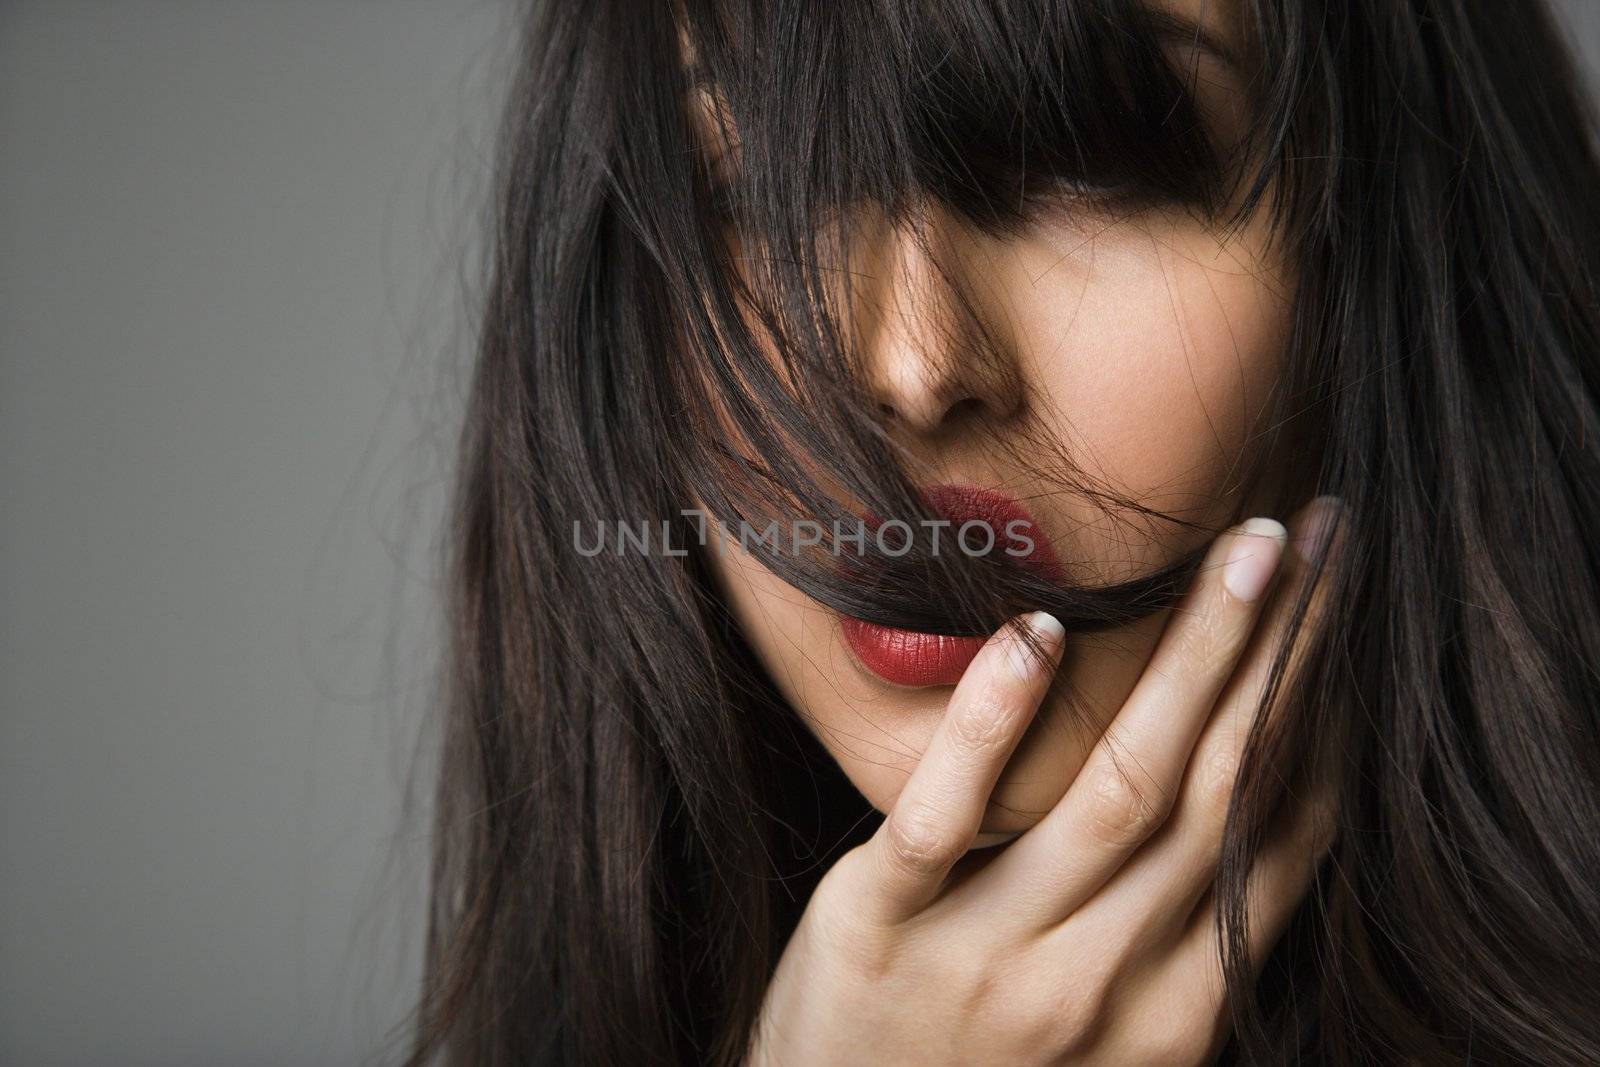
[702,0,1293,845]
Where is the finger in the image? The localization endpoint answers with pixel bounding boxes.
[994,517,1289,925]
[1113,495,1349,928]
[1164,751,1342,1017]
[1111,771,1340,1067]
[862,611,1066,923]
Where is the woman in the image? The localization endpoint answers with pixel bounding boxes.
[408,0,1600,1062]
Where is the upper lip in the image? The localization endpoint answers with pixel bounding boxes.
[913,482,1062,581]
[835,483,1060,687]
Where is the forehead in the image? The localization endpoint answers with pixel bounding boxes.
[677,0,1256,194]
[679,0,1248,75]
[1144,0,1249,75]
[1153,0,1241,36]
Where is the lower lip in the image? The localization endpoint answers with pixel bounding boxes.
[840,618,988,687]
[840,485,1057,688]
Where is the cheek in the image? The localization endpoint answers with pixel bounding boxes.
[704,527,1164,829]
[1008,215,1292,553]
[705,534,976,814]
[697,214,1293,824]
[706,534,933,763]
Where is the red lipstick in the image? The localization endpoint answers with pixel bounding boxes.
[840,484,1060,687]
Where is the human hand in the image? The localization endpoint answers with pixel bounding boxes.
[749,499,1344,1066]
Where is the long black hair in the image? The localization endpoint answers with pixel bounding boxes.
[407,0,1600,1062]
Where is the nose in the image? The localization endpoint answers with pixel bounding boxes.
[851,202,1023,439]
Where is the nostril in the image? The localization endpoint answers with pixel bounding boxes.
[942,395,985,424]
[873,393,987,435]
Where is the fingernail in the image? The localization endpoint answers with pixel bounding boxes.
[1223,518,1287,602]
[1291,495,1345,563]
[1007,611,1064,678]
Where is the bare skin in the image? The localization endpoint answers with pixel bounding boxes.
[692,1,1346,1060]
[749,502,1343,1065]
[708,0,1294,846]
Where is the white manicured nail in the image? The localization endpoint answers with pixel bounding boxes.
[1006,611,1065,678]
[1223,518,1287,602]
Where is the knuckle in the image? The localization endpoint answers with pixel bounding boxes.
[1047,974,1113,1054]
[948,696,1014,756]
[1190,736,1244,825]
[1206,592,1256,657]
[1169,598,1250,675]
[809,857,895,967]
[881,807,962,877]
[954,959,1006,1023]
[1082,764,1170,848]
[1168,604,1223,665]
[1132,1018,1216,1067]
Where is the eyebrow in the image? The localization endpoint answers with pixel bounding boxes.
[684,63,713,92]
[684,15,1243,92]
[1145,10,1245,75]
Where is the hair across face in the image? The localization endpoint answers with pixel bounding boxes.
[409,0,1600,1062]
[700,6,1297,842]
[671,0,1299,841]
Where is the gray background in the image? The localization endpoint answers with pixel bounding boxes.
[2,2,513,1063]
[1,2,1596,1064]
